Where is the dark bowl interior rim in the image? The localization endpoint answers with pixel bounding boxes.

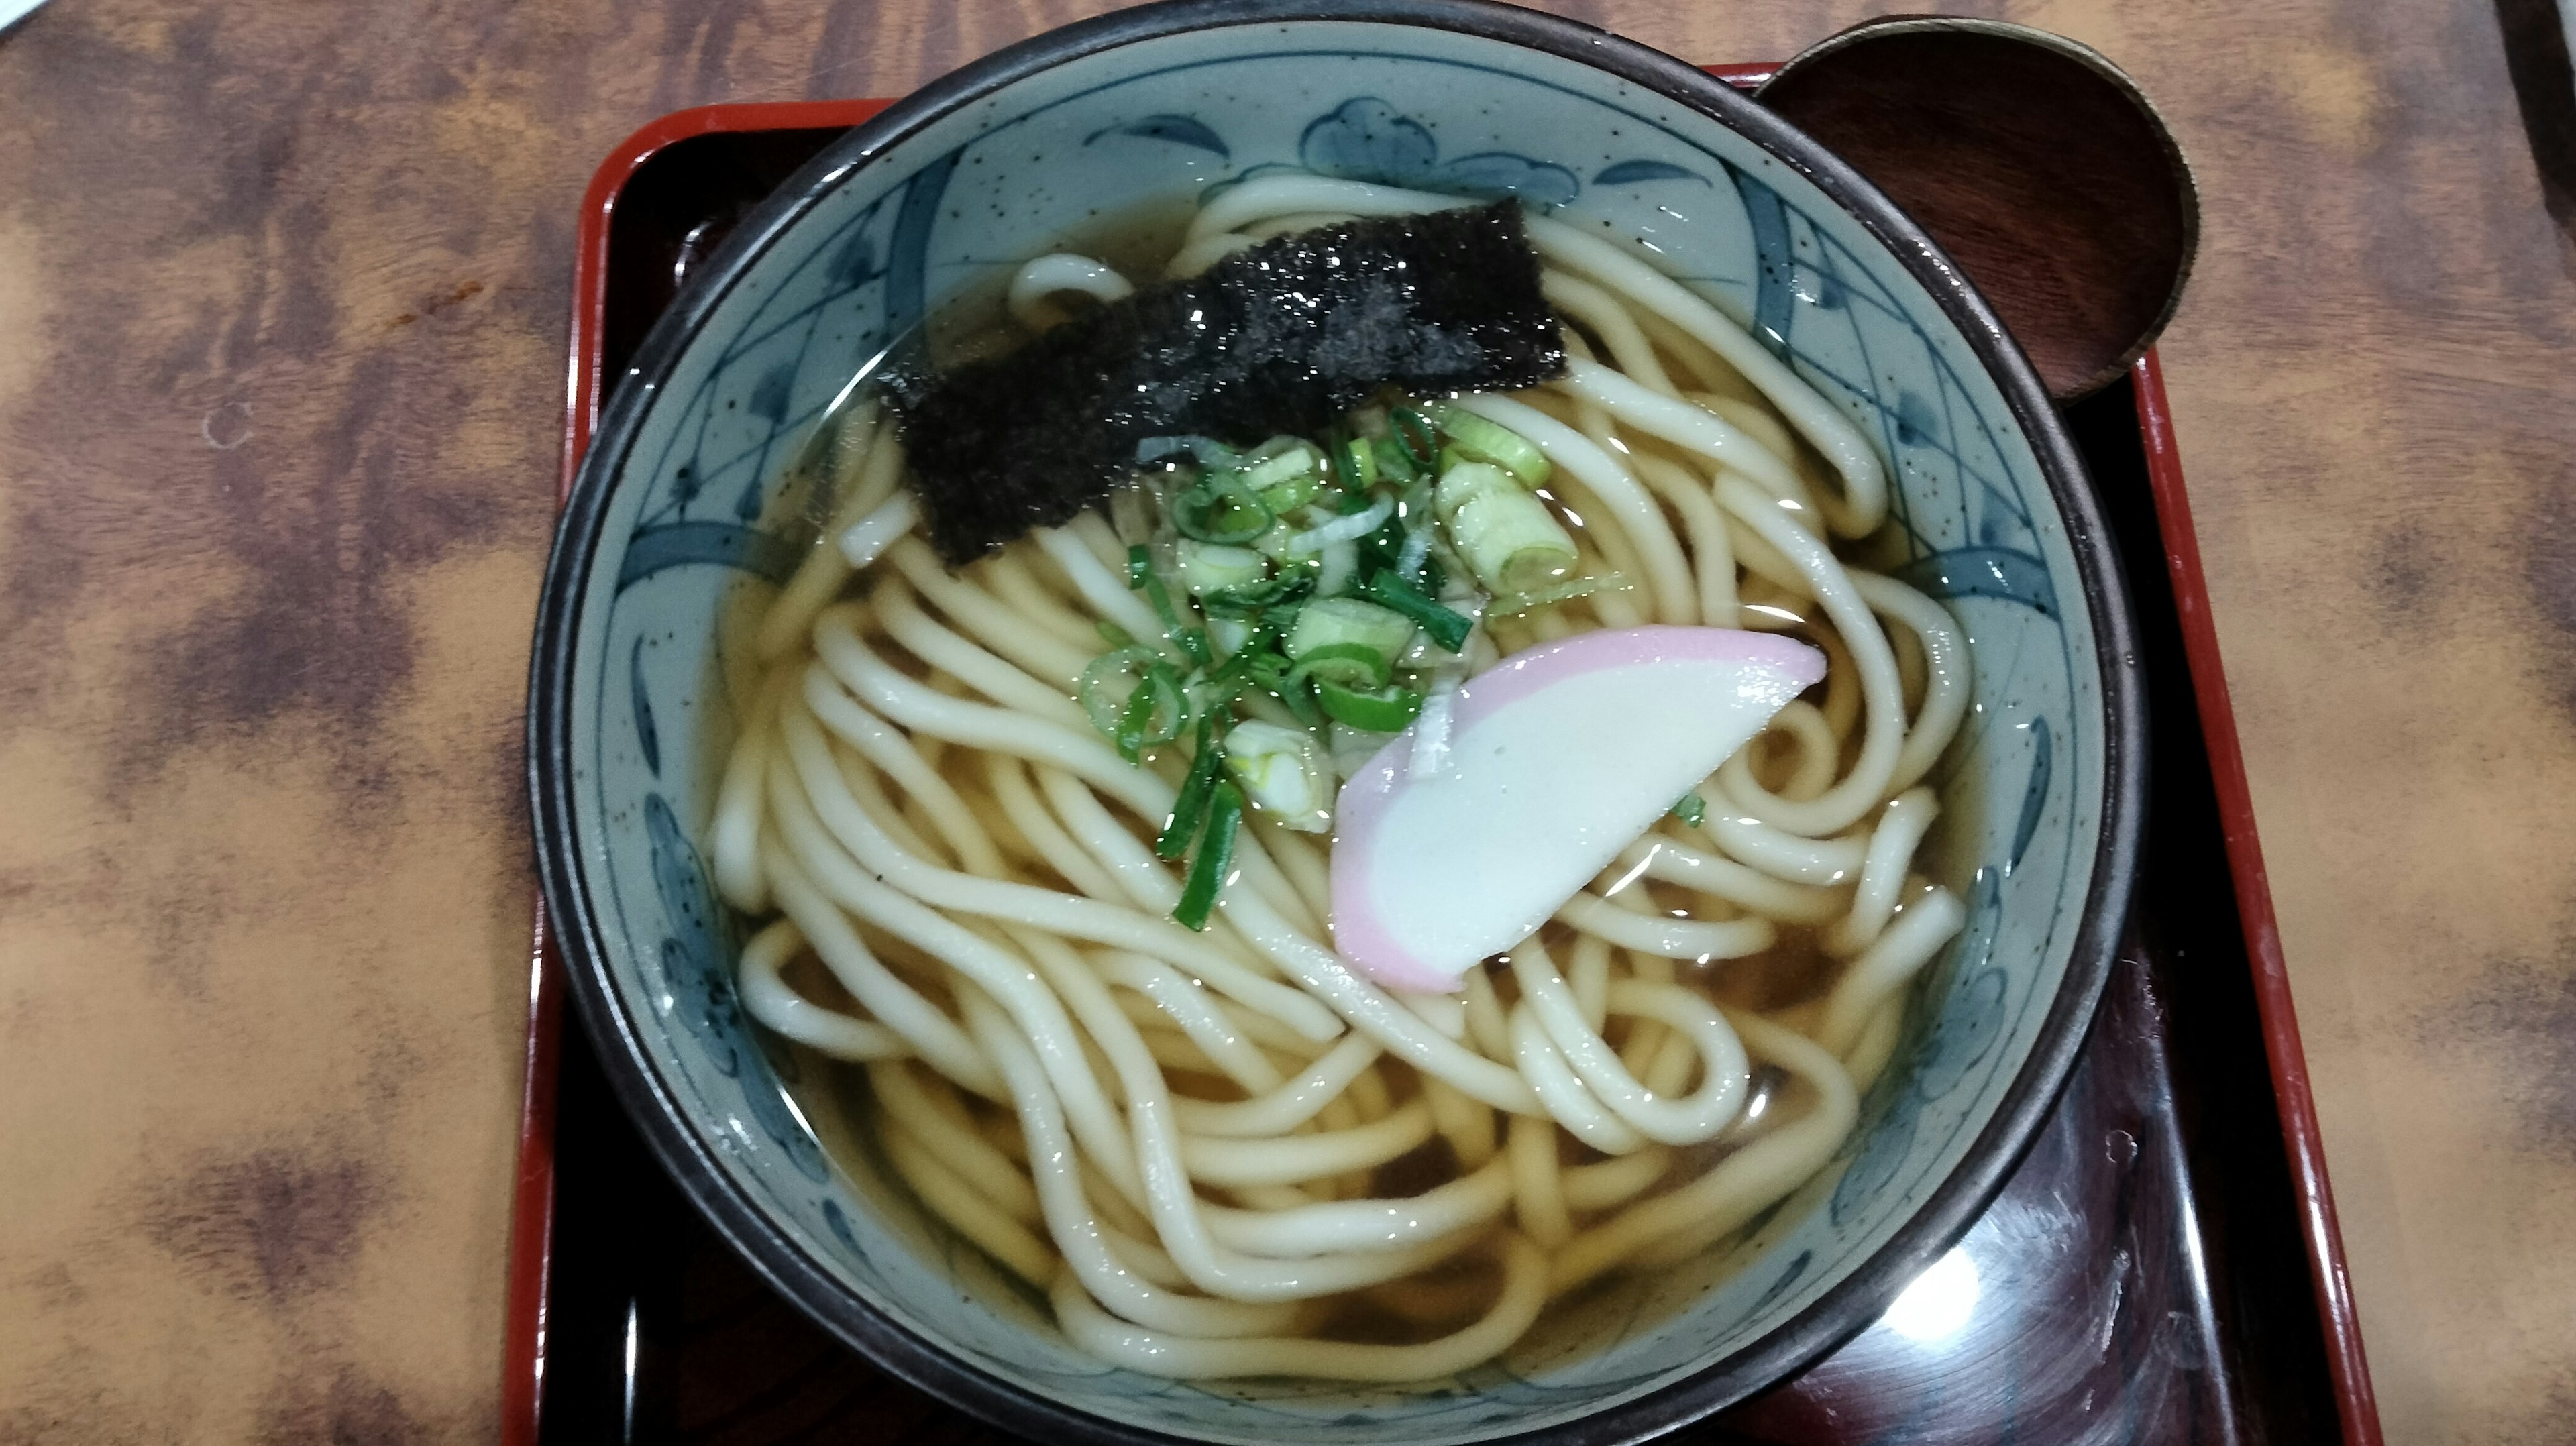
[1756,13,2202,398]
[525,1,2147,1443]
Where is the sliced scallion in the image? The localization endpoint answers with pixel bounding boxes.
[1205,615,1255,658]
[1373,435,1419,484]
[1671,791,1708,827]
[1175,540,1270,596]
[1077,645,1164,737]
[1172,474,1274,545]
[1330,435,1378,493]
[1395,528,1431,585]
[1362,571,1475,653]
[1283,641,1391,693]
[1221,720,1333,830]
[1237,441,1322,494]
[1199,569,1313,619]
[1115,661,1187,761]
[1128,557,1210,666]
[1314,538,1359,600]
[1285,596,1415,666]
[1173,782,1244,930]
[1210,620,1279,686]
[1254,652,1327,727]
[1435,459,1579,594]
[1436,405,1552,487]
[1259,469,1326,516]
[1391,408,1438,471]
[1316,679,1424,732]
[1157,716,1224,859]
[1283,493,1397,555]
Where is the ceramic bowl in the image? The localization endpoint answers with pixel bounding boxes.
[528,1,2143,1441]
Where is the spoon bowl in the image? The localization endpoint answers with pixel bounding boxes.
[1759,17,2199,399]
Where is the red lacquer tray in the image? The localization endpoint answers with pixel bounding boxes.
[502,80,2383,1446]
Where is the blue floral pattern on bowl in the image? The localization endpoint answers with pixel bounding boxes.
[534,11,2128,1445]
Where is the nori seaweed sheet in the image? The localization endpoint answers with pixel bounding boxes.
[890,201,1566,564]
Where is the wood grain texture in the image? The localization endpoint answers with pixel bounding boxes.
[0,1,2567,1443]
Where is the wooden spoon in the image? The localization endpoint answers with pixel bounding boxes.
[1757,17,2200,400]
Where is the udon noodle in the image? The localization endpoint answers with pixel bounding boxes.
[711,175,1970,1382]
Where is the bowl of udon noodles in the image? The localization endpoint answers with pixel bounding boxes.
[528,0,2143,1440]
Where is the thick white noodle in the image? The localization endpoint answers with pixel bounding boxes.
[1714,475,1907,836]
[836,492,918,569]
[1553,357,1803,498]
[1825,789,1940,958]
[735,918,910,1060]
[1510,942,1749,1146]
[1519,214,1886,536]
[1552,1013,1858,1292]
[755,415,901,661]
[1006,253,1135,331]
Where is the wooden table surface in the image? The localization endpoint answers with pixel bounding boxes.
[2,1,2569,1441]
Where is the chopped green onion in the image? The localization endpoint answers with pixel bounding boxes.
[1316,680,1425,732]
[1205,616,1255,658]
[1187,672,1249,719]
[1436,459,1579,594]
[1210,620,1280,686]
[1391,408,1439,470]
[1172,474,1274,545]
[1313,538,1359,600]
[1373,435,1419,484]
[1222,720,1333,830]
[1128,558,1211,666]
[1199,569,1313,619]
[1362,572,1475,653]
[1330,435,1378,493]
[1157,716,1225,859]
[1175,540,1270,596]
[1436,406,1552,487]
[1114,661,1187,761]
[1247,650,1323,726]
[1260,656,1327,726]
[1394,520,1430,573]
[1287,492,1398,553]
[1096,620,1138,649]
[1352,508,1408,582]
[1114,681,1155,761]
[1237,441,1322,492]
[1077,645,1164,736]
[1259,470,1326,516]
[1671,791,1708,827]
[1173,782,1244,930]
[1286,596,1415,666]
[1283,641,1391,693]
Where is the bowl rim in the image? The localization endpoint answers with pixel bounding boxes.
[526,1,2147,1441]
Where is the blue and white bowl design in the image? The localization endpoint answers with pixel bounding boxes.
[529,3,2142,1442]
